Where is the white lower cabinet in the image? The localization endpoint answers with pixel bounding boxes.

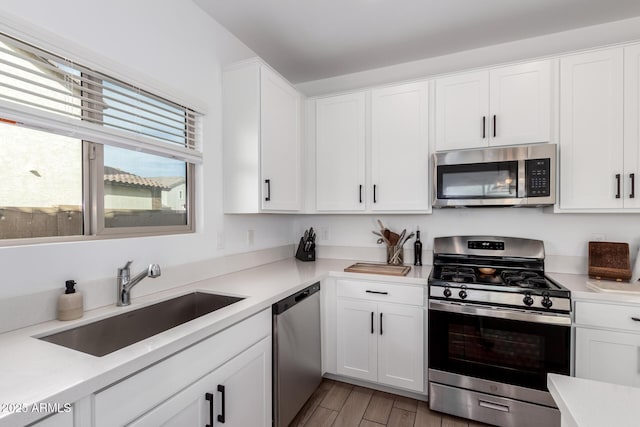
[575,327,640,387]
[574,301,640,386]
[93,309,271,427]
[129,337,271,427]
[335,280,424,392]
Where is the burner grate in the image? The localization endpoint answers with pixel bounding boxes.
[501,270,550,288]
[441,266,476,283]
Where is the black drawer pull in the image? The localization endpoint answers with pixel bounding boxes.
[371,311,374,334]
[373,185,377,203]
[630,173,635,199]
[632,317,640,322]
[616,174,621,199]
[482,116,486,139]
[359,184,363,203]
[365,290,388,295]
[265,179,271,201]
[493,115,497,138]
[380,313,383,335]
[217,384,226,423]
[205,392,214,427]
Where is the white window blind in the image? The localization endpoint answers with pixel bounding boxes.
[0,33,202,163]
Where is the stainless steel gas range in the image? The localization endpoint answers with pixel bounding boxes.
[428,236,571,427]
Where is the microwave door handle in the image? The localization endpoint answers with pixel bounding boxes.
[518,159,526,198]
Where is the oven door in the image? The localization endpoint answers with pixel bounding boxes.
[434,159,524,207]
[428,301,570,392]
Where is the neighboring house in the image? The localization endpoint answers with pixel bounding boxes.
[152,176,187,211]
[104,167,170,210]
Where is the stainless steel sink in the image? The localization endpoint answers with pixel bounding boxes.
[39,291,244,357]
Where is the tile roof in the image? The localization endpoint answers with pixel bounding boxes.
[103,167,170,190]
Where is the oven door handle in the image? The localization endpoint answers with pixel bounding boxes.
[428,300,571,326]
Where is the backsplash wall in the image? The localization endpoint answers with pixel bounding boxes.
[293,209,640,265]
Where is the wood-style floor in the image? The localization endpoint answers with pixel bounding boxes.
[290,379,493,427]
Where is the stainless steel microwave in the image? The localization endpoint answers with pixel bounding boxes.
[433,144,556,207]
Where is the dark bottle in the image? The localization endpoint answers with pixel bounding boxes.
[414,228,423,266]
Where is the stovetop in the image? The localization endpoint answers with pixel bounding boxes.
[428,236,571,313]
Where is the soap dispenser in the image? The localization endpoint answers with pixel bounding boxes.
[57,280,83,321]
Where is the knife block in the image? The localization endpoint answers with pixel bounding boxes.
[295,237,315,262]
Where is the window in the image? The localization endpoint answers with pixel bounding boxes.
[0,33,201,242]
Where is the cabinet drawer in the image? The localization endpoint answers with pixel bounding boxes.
[93,309,271,427]
[337,279,424,306]
[575,301,640,332]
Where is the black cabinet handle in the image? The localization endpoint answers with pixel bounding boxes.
[379,313,383,336]
[371,312,374,334]
[217,384,226,423]
[366,290,388,295]
[616,174,621,199]
[264,179,271,201]
[482,116,486,139]
[205,392,214,427]
[359,184,363,203]
[493,115,496,138]
[632,317,640,322]
[373,185,377,203]
[631,173,636,199]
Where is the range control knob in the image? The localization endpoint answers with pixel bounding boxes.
[459,289,468,300]
[541,292,553,309]
[443,287,452,298]
[523,293,534,306]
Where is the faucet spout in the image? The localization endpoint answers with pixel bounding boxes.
[117,262,161,306]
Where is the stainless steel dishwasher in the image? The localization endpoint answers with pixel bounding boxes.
[273,282,321,427]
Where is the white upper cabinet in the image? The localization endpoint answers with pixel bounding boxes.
[371,82,429,211]
[435,71,489,151]
[314,81,430,213]
[559,48,624,210]
[260,68,302,211]
[223,60,301,213]
[624,44,640,209]
[316,92,367,211]
[489,61,552,146]
[435,60,552,151]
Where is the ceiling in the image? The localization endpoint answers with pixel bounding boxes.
[194,0,640,84]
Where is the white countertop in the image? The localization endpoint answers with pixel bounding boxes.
[548,374,640,427]
[548,272,640,304]
[0,258,429,426]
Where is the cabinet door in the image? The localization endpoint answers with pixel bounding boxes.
[316,92,367,211]
[377,303,424,392]
[435,71,489,151]
[371,82,429,211]
[260,67,301,211]
[575,328,640,387]
[559,48,624,210]
[128,337,271,427]
[336,299,378,382]
[624,44,640,209]
[489,60,551,146]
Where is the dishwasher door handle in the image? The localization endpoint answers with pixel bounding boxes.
[295,290,310,302]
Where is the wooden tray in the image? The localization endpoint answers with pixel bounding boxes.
[588,241,632,282]
[344,262,411,276]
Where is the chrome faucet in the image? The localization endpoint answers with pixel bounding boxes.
[117,261,161,306]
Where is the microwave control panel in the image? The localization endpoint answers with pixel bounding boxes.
[525,158,550,197]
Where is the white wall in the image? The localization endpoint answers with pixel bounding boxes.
[292,211,640,261]
[0,0,291,300]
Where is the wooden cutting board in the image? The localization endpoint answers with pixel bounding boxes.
[588,241,632,281]
[344,262,411,276]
